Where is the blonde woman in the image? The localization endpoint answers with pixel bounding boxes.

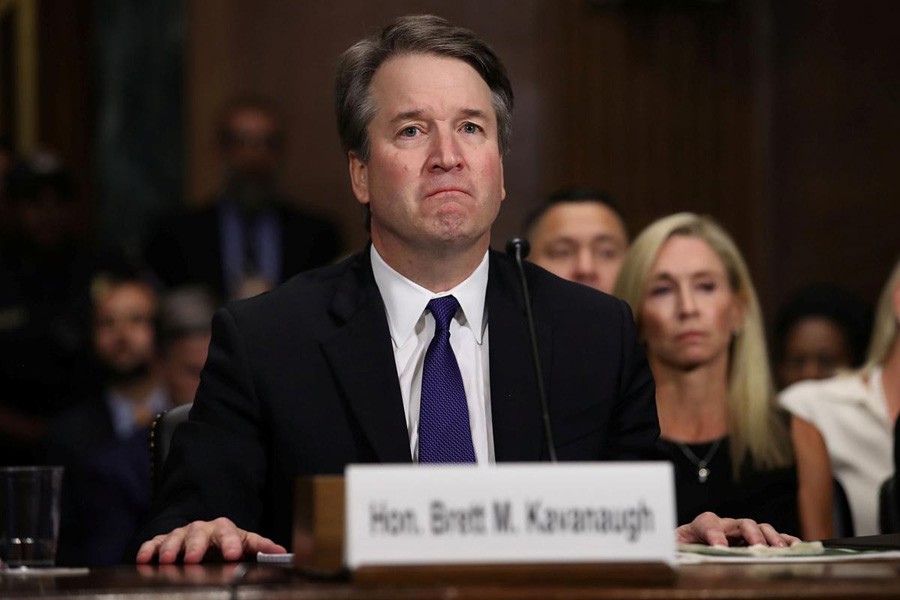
[615,213,832,540]
[780,257,900,536]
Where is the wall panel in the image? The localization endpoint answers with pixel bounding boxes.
[186,0,899,313]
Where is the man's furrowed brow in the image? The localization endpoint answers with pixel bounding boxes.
[460,108,490,121]
[388,108,492,125]
[389,110,426,125]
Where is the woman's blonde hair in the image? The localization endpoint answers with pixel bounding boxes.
[863,257,900,373]
[614,213,792,474]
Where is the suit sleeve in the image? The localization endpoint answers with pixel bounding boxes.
[599,299,660,460]
[134,306,269,547]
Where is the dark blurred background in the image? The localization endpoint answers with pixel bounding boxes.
[4,0,898,314]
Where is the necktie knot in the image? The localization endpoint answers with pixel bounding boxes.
[427,296,460,332]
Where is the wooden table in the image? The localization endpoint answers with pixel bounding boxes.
[3,560,900,599]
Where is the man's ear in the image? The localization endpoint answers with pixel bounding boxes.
[499,159,506,202]
[348,152,369,206]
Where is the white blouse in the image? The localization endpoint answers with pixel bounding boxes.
[779,367,893,536]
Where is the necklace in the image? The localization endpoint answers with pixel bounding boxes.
[674,438,723,483]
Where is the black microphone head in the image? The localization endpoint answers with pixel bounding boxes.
[505,237,531,259]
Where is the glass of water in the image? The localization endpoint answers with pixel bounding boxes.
[0,466,64,567]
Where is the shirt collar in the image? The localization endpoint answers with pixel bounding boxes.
[105,386,171,439]
[370,245,489,347]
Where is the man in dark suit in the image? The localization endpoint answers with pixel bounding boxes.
[136,15,797,564]
[144,96,340,301]
[46,273,170,565]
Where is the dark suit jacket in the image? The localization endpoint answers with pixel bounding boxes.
[144,200,340,299]
[45,397,153,566]
[138,248,658,548]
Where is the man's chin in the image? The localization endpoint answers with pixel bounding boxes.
[429,217,492,245]
[102,361,152,385]
[423,232,486,255]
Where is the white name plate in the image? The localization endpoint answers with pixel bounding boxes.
[345,462,675,568]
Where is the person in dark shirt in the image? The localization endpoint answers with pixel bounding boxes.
[615,212,833,540]
[45,273,169,566]
[144,95,341,301]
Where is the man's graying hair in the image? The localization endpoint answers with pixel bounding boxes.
[335,14,514,162]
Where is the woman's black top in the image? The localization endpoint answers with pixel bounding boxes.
[656,436,801,537]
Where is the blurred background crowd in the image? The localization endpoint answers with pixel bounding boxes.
[0,0,897,566]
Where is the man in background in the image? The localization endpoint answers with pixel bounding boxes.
[157,286,216,406]
[145,95,341,301]
[45,273,170,566]
[524,187,629,294]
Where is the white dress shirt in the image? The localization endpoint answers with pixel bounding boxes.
[370,246,493,464]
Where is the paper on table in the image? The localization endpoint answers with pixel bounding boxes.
[679,541,825,557]
[678,541,900,564]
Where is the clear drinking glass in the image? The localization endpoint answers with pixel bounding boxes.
[0,466,64,567]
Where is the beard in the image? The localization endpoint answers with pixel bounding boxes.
[100,357,153,386]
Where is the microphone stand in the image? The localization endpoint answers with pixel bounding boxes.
[505,238,557,463]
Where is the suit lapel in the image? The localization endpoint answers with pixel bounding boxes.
[320,251,412,464]
[487,251,553,462]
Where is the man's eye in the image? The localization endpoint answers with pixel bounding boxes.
[545,246,573,260]
[461,122,481,134]
[400,126,419,138]
[595,248,620,261]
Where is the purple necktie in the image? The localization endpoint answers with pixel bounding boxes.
[418,295,476,463]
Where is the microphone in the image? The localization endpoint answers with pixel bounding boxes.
[505,238,558,462]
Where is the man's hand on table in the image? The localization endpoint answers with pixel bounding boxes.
[676,512,801,547]
[136,511,798,563]
[135,517,286,564]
